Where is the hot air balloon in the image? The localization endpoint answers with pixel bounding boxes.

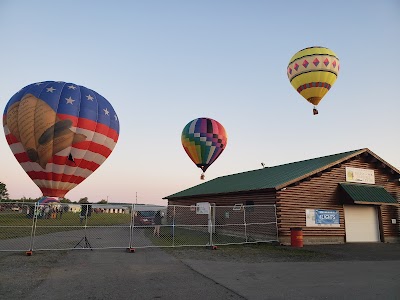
[287,46,340,115]
[37,196,60,205]
[3,81,119,198]
[181,117,227,180]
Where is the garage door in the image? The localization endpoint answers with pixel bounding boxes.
[343,205,380,242]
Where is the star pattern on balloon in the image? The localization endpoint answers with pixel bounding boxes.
[65,96,75,105]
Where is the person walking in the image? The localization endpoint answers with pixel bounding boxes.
[153,211,162,237]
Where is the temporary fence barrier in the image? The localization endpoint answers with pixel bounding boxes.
[0,202,278,252]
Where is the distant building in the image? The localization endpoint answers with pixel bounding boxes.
[68,203,130,214]
[131,204,167,212]
[68,204,81,213]
[92,204,130,214]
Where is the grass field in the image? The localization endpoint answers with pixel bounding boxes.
[145,226,247,247]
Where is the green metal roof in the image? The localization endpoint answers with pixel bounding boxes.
[165,149,364,199]
[339,183,398,205]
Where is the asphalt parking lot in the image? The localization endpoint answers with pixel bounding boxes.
[0,243,399,300]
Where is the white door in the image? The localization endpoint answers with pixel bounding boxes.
[343,205,380,242]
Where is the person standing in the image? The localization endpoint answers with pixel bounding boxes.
[153,211,162,237]
[44,206,50,219]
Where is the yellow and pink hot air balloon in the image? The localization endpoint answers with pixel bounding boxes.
[3,81,119,198]
[287,46,340,115]
[181,117,227,180]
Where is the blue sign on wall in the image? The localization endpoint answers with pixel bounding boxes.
[315,210,340,225]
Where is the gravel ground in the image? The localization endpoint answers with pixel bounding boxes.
[1,242,399,299]
[166,242,400,262]
[0,250,68,299]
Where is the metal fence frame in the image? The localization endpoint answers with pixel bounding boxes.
[0,202,278,252]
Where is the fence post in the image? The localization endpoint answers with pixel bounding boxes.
[27,202,39,254]
[243,205,248,242]
[172,205,175,247]
[128,204,134,250]
[208,203,213,247]
[274,204,279,242]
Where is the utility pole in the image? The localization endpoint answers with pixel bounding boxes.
[135,192,137,204]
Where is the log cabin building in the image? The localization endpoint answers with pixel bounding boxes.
[164,148,400,245]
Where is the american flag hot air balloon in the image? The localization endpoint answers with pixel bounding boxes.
[3,81,119,198]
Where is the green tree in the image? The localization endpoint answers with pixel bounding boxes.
[97,199,108,204]
[19,196,37,203]
[78,197,89,204]
[60,198,72,203]
[0,182,9,201]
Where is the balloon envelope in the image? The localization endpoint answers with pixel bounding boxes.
[181,117,227,173]
[287,46,339,106]
[37,196,60,205]
[3,81,119,198]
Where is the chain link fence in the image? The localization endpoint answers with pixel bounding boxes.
[0,201,277,252]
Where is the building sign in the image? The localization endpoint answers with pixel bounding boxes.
[345,167,375,184]
[196,202,210,215]
[306,209,340,227]
[315,210,340,225]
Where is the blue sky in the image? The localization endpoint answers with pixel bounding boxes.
[1,1,399,204]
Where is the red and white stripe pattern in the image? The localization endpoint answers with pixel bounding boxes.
[4,115,118,198]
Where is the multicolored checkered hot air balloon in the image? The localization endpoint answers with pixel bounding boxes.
[287,46,340,115]
[181,117,227,180]
[3,81,119,198]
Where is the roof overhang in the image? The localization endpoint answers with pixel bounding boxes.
[339,182,399,206]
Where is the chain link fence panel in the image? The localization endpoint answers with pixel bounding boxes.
[0,202,35,251]
[0,202,277,252]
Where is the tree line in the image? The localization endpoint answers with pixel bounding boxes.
[0,182,108,204]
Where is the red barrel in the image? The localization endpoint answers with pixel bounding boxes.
[290,227,303,247]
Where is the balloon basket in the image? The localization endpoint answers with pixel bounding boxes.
[313,108,319,115]
[200,173,205,180]
[26,250,33,256]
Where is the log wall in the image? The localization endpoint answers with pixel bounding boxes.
[277,155,400,242]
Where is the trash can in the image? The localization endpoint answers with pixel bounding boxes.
[290,227,303,247]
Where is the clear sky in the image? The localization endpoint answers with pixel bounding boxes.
[1,0,399,205]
